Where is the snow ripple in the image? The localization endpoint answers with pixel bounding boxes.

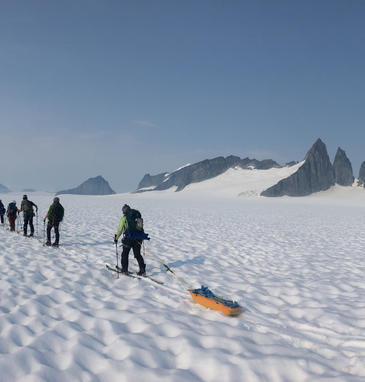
[0,193,364,381]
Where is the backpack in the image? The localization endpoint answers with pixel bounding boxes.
[7,203,17,217]
[22,200,34,216]
[126,209,144,232]
[49,203,64,223]
[53,204,64,222]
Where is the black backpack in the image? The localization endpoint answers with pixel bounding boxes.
[53,204,64,222]
[126,209,144,232]
[22,200,34,216]
[8,203,17,217]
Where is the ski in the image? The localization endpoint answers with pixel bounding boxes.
[105,264,164,285]
[42,243,60,249]
[106,264,139,278]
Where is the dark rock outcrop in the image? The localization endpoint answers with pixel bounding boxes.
[137,172,169,191]
[285,161,298,167]
[261,138,335,197]
[358,161,365,187]
[56,176,115,196]
[137,156,280,192]
[155,156,240,192]
[333,147,354,186]
[240,158,280,170]
[0,184,10,193]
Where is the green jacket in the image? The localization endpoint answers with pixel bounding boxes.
[116,216,128,239]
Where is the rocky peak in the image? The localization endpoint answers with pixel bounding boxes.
[261,138,335,197]
[56,176,115,195]
[358,161,365,187]
[137,172,169,191]
[333,147,354,186]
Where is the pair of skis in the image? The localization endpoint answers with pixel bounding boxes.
[105,263,164,285]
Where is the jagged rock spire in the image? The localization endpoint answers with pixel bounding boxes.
[261,138,335,197]
[358,161,365,187]
[333,147,354,186]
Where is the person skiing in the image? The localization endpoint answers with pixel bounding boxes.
[20,195,38,236]
[7,201,19,231]
[0,200,5,224]
[43,197,64,247]
[114,204,146,276]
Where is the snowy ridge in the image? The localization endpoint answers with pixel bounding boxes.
[0,192,365,381]
[147,161,304,198]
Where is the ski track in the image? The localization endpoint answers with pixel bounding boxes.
[0,192,365,381]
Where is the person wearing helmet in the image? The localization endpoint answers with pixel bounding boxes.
[44,197,64,247]
[114,204,146,276]
[20,195,38,236]
[6,201,20,231]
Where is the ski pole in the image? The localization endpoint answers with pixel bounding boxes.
[142,241,146,256]
[36,211,39,237]
[114,235,119,268]
[16,213,20,233]
[20,213,24,234]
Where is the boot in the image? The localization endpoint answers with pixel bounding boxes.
[45,241,51,246]
[116,265,128,274]
[137,266,146,276]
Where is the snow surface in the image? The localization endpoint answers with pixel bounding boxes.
[1,183,365,381]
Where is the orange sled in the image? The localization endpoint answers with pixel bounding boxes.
[188,286,242,316]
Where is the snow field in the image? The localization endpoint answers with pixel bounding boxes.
[0,191,364,381]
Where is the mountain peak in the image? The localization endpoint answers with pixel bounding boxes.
[261,138,335,197]
[56,176,115,196]
[333,147,354,186]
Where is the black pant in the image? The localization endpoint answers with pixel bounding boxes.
[23,214,34,235]
[121,237,145,272]
[47,221,60,244]
[0,214,4,224]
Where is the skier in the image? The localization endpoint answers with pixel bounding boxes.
[20,195,38,236]
[0,200,5,224]
[43,197,64,247]
[114,204,146,276]
[7,201,19,231]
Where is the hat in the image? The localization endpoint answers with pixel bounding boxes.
[53,197,60,203]
[23,195,28,200]
[122,204,130,214]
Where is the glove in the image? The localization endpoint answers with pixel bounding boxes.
[114,235,118,244]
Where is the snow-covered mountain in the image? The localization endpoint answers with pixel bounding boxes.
[0,183,10,193]
[137,139,365,198]
[158,162,305,198]
[136,156,281,193]
[56,175,115,196]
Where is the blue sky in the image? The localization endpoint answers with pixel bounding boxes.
[0,0,364,192]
